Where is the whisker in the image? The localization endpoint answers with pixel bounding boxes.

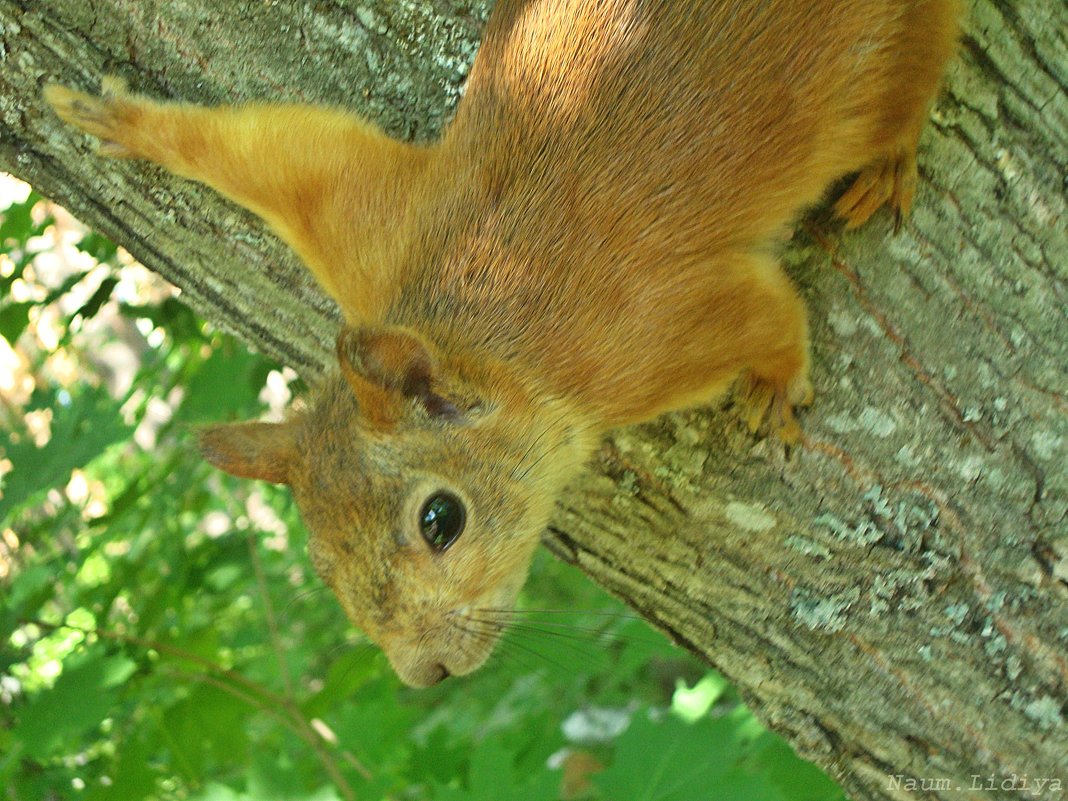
[493,629,575,675]
[453,616,506,645]
[323,639,379,687]
[478,620,624,642]
[486,636,539,677]
[509,406,572,481]
[475,618,660,643]
[473,607,644,622]
[495,618,638,649]
[508,418,557,482]
[467,610,640,645]
[467,609,667,650]
[499,628,615,669]
[469,612,608,634]
[279,585,333,621]
[510,413,602,484]
[416,626,435,655]
[326,635,368,662]
[514,449,553,483]
[453,617,547,677]
[516,419,600,483]
[460,615,611,674]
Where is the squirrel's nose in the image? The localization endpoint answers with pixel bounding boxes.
[412,662,450,687]
[394,658,452,687]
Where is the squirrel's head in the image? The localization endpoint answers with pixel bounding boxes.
[198,325,595,687]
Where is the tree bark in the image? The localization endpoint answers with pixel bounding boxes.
[2,1,1065,799]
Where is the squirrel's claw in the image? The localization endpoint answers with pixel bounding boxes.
[834,150,917,232]
[738,371,812,445]
[44,78,139,159]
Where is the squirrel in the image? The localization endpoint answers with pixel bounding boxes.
[46,0,960,687]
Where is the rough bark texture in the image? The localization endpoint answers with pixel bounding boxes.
[2,1,1065,799]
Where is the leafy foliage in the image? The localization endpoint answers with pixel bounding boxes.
[0,188,848,800]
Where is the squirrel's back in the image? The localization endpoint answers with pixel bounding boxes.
[393,0,959,424]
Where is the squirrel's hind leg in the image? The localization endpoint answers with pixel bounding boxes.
[730,257,813,444]
[833,0,960,231]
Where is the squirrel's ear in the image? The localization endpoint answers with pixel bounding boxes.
[198,421,298,484]
[336,325,462,427]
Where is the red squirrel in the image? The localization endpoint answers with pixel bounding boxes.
[47,0,960,687]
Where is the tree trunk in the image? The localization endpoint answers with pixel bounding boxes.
[2,1,1065,799]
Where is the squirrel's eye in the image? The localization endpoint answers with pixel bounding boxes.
[419,492,466,552]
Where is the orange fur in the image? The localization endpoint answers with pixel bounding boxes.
[46,0,960,686]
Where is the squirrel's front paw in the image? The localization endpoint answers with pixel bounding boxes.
[44,77,144,158]
[833,150,918,233]
[738,370,813,445]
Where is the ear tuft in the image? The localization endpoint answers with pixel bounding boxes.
[198,421,297,484]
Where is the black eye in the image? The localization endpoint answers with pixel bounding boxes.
[419,492,466,552]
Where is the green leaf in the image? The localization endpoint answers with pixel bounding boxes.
[71,275,119,322]
[410,723,471,789]
[596,707,843,801]
[42,268,92,305]
[0,384,132,523]
[513,770,560,801]
[0,256,27,293]
[85,730,159,801]
[120,296,206,343]
[76,231,120,264]
[328,680,419,769]
[457,735,558,801]
[176,337,276,424]
[431,782,475,801]
[594,711,740,801]
[468,737,515,798]
[247,750,307,801]
[190,783,244,801]
[3,563,54,618]
[302,648,383,718]
[10,646,134,758]
[162,683,250,779]
[0,192,43,245]
[0,300,33,345]
[754,735,847,801]
[0,563,57,642]
[191,783,344,801]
